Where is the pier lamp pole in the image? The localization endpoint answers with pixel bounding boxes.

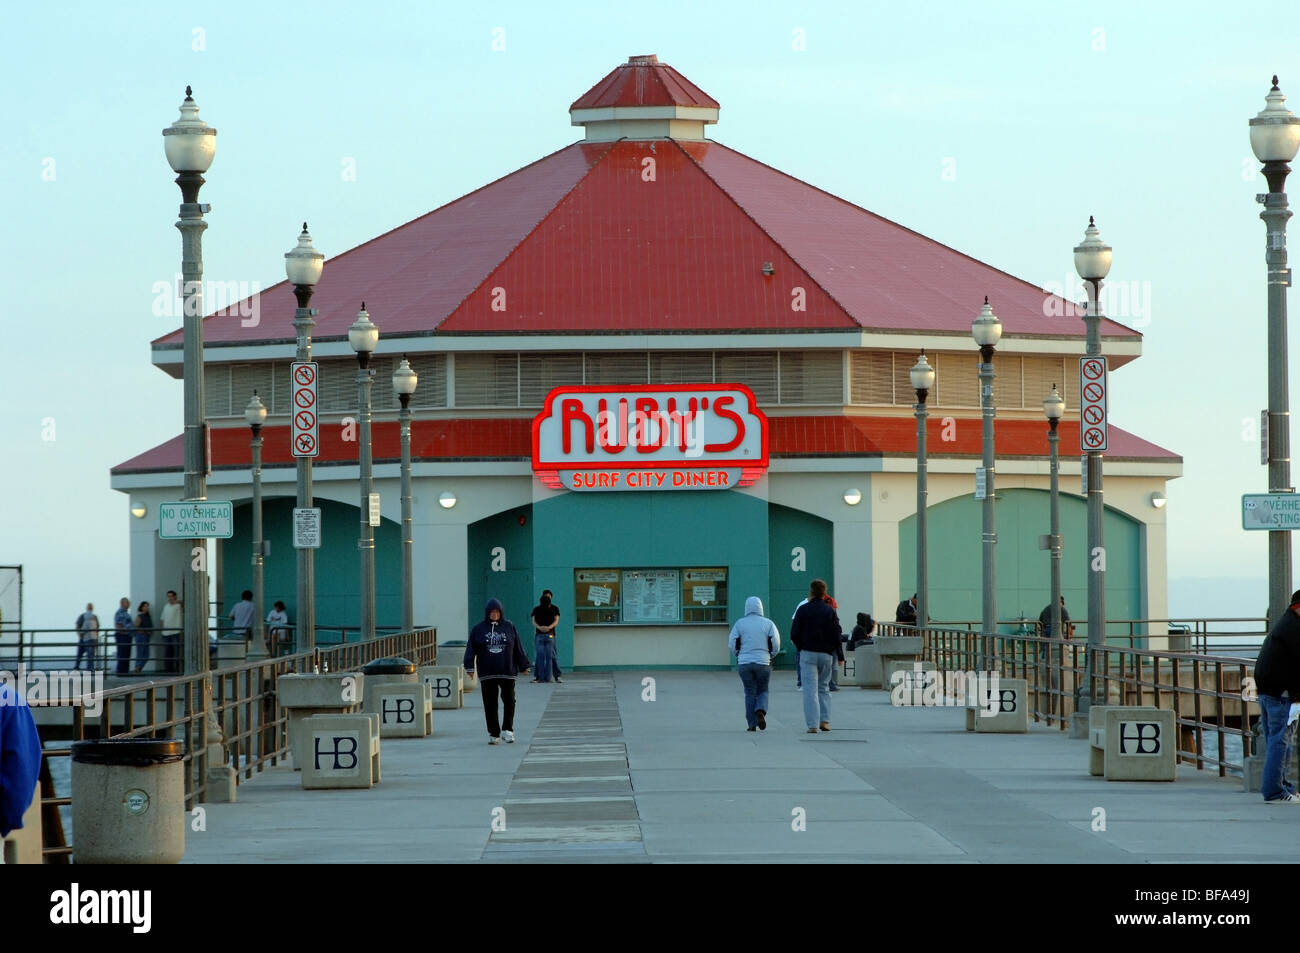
[393,358,419,633]
[1250,76,1300,625]
[245,392,268,659]
[162,87,218,785]
[1073,218,1112,720]
[972,298,1002,670]
[910,351,936,628]
[285,225,324,651]
[350,305,380,641]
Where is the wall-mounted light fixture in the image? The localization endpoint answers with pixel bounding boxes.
[131,502,147,519]
[843,488,862,506]
[1150,491,1167,509]
[439,491,457,509]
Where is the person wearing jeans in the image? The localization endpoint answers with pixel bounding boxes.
[730,596,780,731]
[790,579,843,733]
[1254,590,1300,802]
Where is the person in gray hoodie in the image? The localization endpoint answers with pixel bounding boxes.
[729,596,781,732]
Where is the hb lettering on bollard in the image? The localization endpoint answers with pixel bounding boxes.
[301,714,380,789]
[375,683,433,738]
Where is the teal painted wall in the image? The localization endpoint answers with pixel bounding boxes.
[223,497,403,638]
[467,505,535,642]
[898,488,1142,634]
[532,491,769,669]
[767,503,835,667]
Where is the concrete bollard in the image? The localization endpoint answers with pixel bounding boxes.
[374,683,433,738]
[1103,707,1176,781]
[884,659,937,697]
[974,677,1029,733]
[277,672,364,771]
[855,643,882,688]
[874,636,923,690]
[70,738,185,864]
[419,665,463,709]
[361,657,418,713]
[1088,705,1157,776]
[301,713,381,789]
[838,647,860,687]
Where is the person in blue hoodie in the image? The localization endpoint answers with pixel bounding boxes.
[1,683,43,839]
[730,596,781,732]
[464,598,531,745]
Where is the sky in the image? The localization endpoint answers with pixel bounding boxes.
[1,0,1297,630]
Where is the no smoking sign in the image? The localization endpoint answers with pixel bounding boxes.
[1079,357,1107,452]
[291,361,319,458]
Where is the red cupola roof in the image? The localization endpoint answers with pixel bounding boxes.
[569,54,720,110]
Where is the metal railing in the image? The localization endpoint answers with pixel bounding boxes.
[888,616,1269,656]
[876,622,1257,778]
[33,628,436,861]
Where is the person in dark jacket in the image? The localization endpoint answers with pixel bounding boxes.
[1254,590,1300,802]
[790,579,843,733]
[850,612,875,648]
[0,683,43,839]
[895,594,918,625]
[464,598,531,745]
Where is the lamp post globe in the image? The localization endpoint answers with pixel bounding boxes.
[351,304,379,640]
[285,223,324,287]
[393,358,419,633]
[1251,77,1300,626]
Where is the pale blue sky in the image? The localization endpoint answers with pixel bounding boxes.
[2,0,1297,628]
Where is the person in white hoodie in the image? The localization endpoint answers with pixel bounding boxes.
[729,596,781,732]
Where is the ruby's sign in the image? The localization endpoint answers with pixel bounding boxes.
[532,384,768,491]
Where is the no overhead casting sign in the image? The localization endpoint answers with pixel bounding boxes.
[531,384,769,491]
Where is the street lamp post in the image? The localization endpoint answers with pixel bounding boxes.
[910,351,936,628]
[1250,76,1300,625]
[350,304,380,641]
[972,298,1002,669]
[393,358,419,633]
[1073,217,1112,713]
[245,392,268,659]
[162,86,217,779]
[1044,384,1065,645]
[285,225,324,652]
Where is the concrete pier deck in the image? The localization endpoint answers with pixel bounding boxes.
[182,671,1293,864]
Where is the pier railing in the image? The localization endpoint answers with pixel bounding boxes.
[877,623,1256,777]
[33,628,436,861]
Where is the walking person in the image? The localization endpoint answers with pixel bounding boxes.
[791,579,842,733]
[530,590,560,683]
[132,601,154,674]
[730,596,780,731]
[464,599,530,745]
[113,597,133,676]
[0,682,43,841]
[229,590,256,643]
[73,603,99,671]
[160,590,183,674]
[1254,590,1300,803]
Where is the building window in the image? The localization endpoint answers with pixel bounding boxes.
[574,567,728,624]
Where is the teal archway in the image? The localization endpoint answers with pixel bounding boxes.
[898,488,1142,635]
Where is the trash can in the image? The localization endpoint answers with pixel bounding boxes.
[361,657,417,712]
[71,738,185,864]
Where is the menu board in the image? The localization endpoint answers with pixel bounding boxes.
[621,570,680,623]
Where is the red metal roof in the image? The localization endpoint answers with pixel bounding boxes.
[155,136,1130,343]
[112,416,1178,474]
[570,55,720,110]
